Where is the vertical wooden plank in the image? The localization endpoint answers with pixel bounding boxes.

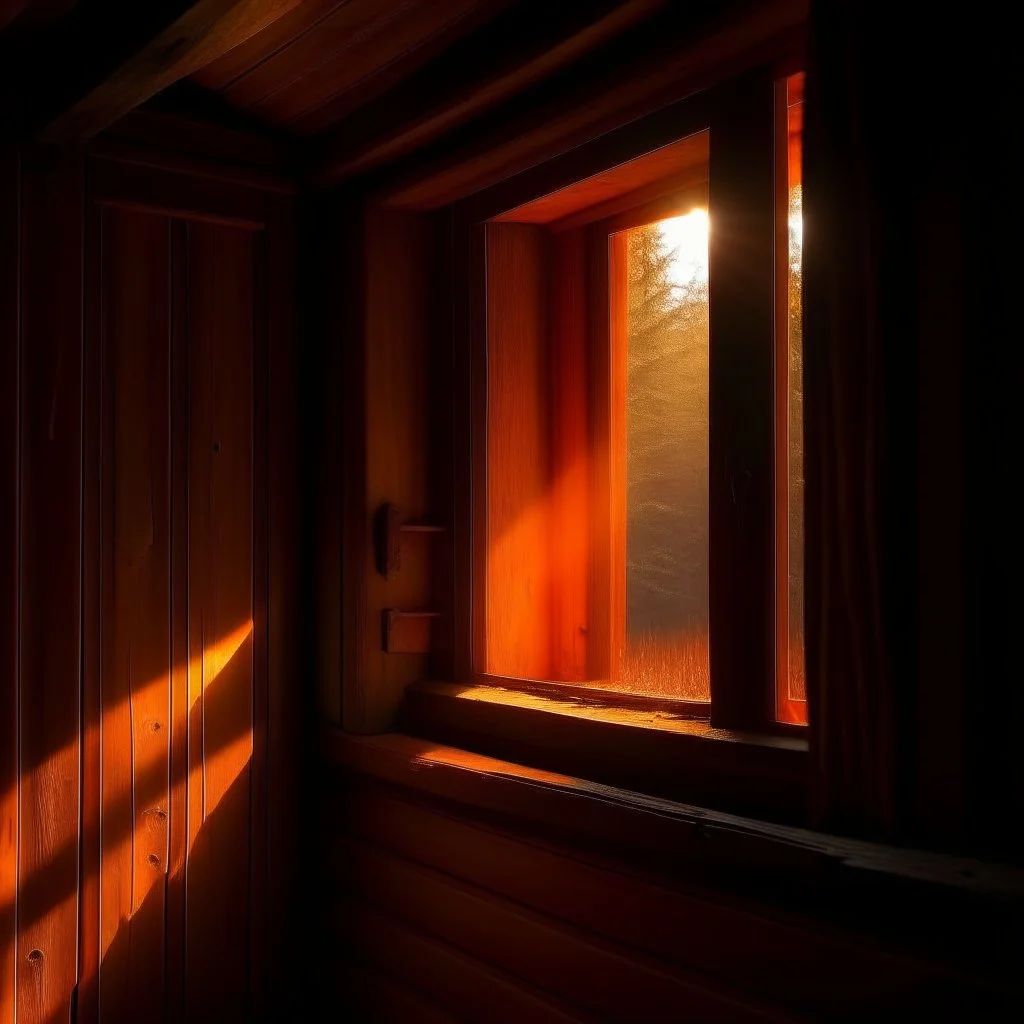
[548,229,591,682]
[606,229,629,683]
[356,206,432,731]
[77,200,102,1024]
[339,200,368,731]
[166,219,190,1024]
[587,222,619,682]
[17,149,83,1024]
[249,224,270,1019]
[484,223,551,681]
[465,218,487,684]
[186,222,255,1023]
[321,195,352,729]
[265,195,298,1018]
[0,145,19,1024]
[97,207,173,1020]
[708,74,776,731]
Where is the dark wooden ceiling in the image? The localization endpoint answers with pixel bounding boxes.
[1,0,806,192]
[189,0,517,137]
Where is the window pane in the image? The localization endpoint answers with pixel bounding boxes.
[618,211,710,700]
[777,71,807,723]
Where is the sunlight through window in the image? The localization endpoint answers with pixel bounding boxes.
[620,209,710,701]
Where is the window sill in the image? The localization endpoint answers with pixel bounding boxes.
[401,680,807,824]
[322,728,1024,906]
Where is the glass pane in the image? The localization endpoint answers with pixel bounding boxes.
[778,71,807,723]
[618,210,710,700]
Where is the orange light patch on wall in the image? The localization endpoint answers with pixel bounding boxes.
[776,71,807,725]
[482,130,711,695]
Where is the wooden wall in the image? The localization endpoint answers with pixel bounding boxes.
[325,744,1021,1023]
[0,137,298,1024]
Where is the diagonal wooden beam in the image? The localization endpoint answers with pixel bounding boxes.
[310,0,667,186]
[6,0,304,143]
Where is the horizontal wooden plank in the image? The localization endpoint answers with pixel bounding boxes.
[491,121,706,225]
[345,901,596,1024]
[405,680,807,821]
[312,0,665,180]
[89,156,269,229]
[218,0,488,124]
[341,836,788,1023]
[22,1,307,143]
[89,138,295,194]
[344,783,1011,1018]
[324,732,1024,902]
[98,107,291,173]
[344,961,462,1024]
[373,0,807,208]
[190,0,343,93]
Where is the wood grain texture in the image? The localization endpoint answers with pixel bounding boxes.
[380,0,807,209]
[344,961,462,1024]
[347,784,1014,1021]
[3,134,292,1024]
[350,206,433,732]
[327,733,1024,907]
[214,0,490,130]
[16,149,83,1024]
[91,157,270,230]
[190,0,343,92]
[707,73,775,731]
[185,221,256,1023]
[484,223,550,679]
[97,207,173,1021]
[324,738,1023,1019]
[343,836,783,1023]
[405,681,805,822]
[494,129,708,226]
[263,193,299,1019]
[547,229,590,680]
[347,900,596,1024]
[331,773,1020,1021]
[312,0,663,181]
[165,218,190,1024]
[0,145,18,1024]
[34,0,308,143]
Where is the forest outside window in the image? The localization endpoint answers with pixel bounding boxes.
[471,70,807,744]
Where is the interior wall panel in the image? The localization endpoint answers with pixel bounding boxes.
[184,221,257,1024]
[97,206,174,1021]
[16,151,84,1024]
[0,145,20,1024]
[1,142,295,1024]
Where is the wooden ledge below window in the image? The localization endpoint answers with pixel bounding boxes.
[322,729,1024,908]
[401,680,808,823]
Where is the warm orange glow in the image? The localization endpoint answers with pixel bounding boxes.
[776,71,808,725]
[620,630,710,701]
[0,619,255,979]
[618,206,710,701]
[99,618,253,959]
[188,618,253,712]
[484,152,711,699]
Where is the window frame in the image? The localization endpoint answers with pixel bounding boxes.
[426,59,809,823]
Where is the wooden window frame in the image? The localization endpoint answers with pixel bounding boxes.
[412,58,809,823]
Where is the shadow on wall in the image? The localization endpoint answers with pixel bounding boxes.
[1,620,257,1024]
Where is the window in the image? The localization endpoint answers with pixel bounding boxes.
[480,130,711,703]
[425,67,809,821]
[472,71,805,739]
[776,71,807,725]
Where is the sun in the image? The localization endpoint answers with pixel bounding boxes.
[657,208,709,289]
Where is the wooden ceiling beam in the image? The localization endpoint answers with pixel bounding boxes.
[361,0,807,210]
[308,0,669,186]
[4,0,306,144]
